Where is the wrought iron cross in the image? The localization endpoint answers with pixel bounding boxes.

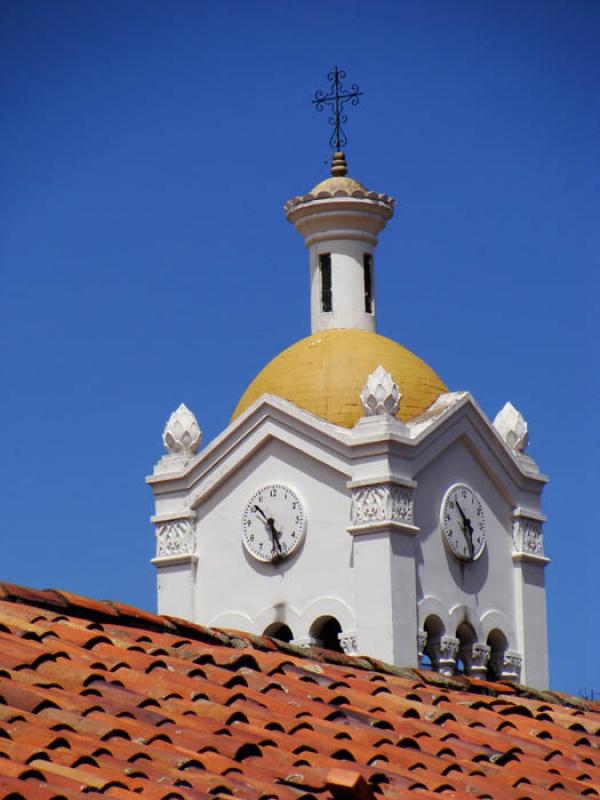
[312,66,363,151]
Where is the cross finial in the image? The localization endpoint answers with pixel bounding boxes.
[312,66,363,159]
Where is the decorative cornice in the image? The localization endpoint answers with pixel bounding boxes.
[347,475,417,490]
[348,520,419,537]
[512,551,551,565]
[512,507,547,523]
[284,189,395,214]
[151,511,196,525]
[151,554,198,568]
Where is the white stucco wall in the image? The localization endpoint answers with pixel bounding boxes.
[192,438,356,640]
[415,437,517,647]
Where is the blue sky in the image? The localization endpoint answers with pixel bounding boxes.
[1,1,598,695]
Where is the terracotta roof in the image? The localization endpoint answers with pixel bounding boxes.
[0,583,597,800]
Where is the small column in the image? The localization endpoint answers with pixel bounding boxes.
[417,631,428,664]
[469,643,491,679]
[338,630,358,655]
[501,651,523,683]
[438,636,460,676]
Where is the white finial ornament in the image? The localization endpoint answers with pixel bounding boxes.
[163,403,201,455]
[493,401,528,451]
[360,366,401,417]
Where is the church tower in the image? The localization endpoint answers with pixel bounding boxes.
[147,77,550,688]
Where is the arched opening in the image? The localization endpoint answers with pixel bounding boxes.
[263,623,293,643]
[455,622,477,675]
[310,616,343,652]
[423,615,445,671]
[486,628,508,681]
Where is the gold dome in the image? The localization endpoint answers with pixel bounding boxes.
[232,329,447,428]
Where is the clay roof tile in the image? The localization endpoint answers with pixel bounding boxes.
[0,584,598,800]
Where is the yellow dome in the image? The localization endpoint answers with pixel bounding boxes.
[232,329,448,428]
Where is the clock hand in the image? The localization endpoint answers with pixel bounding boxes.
[455,501,474,558]
[463,518,474,558]
[252,506,283,560]
[252,504,269,522]
[267,518,283,559]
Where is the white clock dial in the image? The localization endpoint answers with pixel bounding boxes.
[241,484,306,563]
[441,483,486,562]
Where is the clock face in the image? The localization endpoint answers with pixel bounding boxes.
[241,484,306,563]
[441,483,486,562]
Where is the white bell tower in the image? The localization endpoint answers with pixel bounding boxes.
[147,145,550,689]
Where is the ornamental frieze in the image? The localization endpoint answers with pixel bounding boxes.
[513,516,544,556]
[155,518,195,558]
[350,484,414,526]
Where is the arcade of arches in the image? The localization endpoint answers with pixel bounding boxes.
[263,616,357,656]
[419,615,522,682]
[264,614,522,683]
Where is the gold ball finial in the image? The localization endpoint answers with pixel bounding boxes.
[331,151,347,177]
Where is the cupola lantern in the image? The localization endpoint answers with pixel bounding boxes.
[284,154,395,333]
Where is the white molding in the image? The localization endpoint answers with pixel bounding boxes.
[148,396,355,495]
[151,511,196,524]
[512,507,547,523]
[409,393,548,489]
[303,596,356,637]
[347,475,417,489]
[151,554,198,568]
[512,552,551,566]
[418,596,451,632]
[187,419,352,510]
[348,521,420,537]
[479,608,514,644]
